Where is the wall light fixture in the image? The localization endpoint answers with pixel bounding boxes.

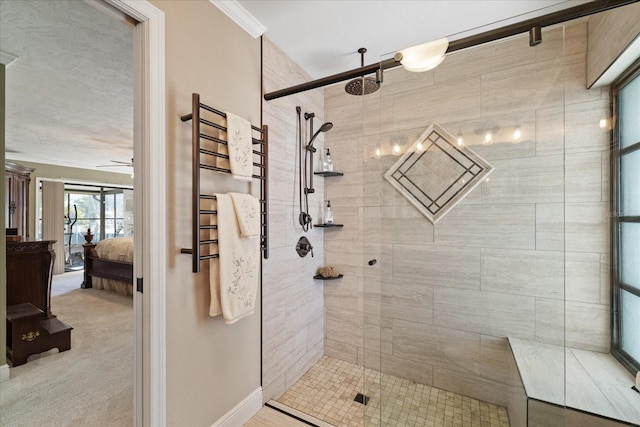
[394,37,449,72]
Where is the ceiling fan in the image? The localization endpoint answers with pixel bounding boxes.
[96,158,134,168]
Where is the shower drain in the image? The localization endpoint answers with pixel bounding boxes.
[354,392,370,405]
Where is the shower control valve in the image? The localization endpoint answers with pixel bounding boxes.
[296,236,314,258]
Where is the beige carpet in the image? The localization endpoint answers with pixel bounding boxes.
[51,270,85,296]
[0,288,133,426]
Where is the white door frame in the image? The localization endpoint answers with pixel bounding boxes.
[104,1,166,426]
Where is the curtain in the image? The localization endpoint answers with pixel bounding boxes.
[42,181,65,275]
[122,189,134,237]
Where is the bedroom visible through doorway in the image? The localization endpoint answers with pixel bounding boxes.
[1,0,137,424]
[36,181,134,273]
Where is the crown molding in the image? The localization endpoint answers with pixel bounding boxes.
[209,0,265,38]
[0,50,18,66]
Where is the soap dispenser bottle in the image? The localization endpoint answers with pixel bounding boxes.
[324,148,333,172]
[325,200,334,224]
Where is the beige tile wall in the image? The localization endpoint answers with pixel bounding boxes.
[261,38,326,402]
[323,20,611,408]
[586,2,640,88]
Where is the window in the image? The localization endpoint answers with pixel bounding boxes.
[37,182,132,271]
[63,189,125,242]
[612,62,640,374]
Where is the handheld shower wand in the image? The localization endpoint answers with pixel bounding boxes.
[304,113,333,195]
[297,109,333,231]
[309,122,334,149]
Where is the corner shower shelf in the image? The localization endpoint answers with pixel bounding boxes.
[313,274,344,280]
[314,171,343,177]
[315,223,344,228]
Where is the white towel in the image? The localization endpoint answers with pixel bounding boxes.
[209,194,259,324]
[229,193,260,239]
[225,112,253,182]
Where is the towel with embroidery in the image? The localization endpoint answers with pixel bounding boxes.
[228,192,260,238]
[224,112,253,181]
[209,194,259,324]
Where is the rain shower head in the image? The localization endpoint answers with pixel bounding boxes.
[345,48,380,96]
[308,122,333,148]
[345,77,380,96]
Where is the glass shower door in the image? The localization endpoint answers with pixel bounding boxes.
[366,25,570,426]
[322,69,380,426]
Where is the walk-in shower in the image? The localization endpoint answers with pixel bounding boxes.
[262,2,640,426]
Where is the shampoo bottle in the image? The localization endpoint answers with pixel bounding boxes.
[325,200,334,224]
[325,148,333,172]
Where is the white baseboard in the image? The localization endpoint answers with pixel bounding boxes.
[211,386,262,427]
[0,364,10,383]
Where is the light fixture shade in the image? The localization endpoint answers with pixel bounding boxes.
[397,37,449,72]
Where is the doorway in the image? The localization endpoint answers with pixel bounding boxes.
[1,0,166,425]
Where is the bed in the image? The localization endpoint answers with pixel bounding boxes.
[81,230,134,296]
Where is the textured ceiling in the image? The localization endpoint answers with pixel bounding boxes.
[1,0,133,175]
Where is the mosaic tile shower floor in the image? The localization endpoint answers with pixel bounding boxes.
[276,356,510,427]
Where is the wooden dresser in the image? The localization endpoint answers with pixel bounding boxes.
[6,240,72,366]
[5,162,34,240]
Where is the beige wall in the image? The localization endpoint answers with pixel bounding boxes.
[149,1,262,425]
[261,37,325,402]
[324,20,611,408]
[587,2,640,87]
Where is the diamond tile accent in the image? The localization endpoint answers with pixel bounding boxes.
[384,123,494,224]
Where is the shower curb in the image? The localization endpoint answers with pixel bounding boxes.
[265,400,335,427]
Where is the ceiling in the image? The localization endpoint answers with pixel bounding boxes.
[1,0,592,174]
[1,0,134,175]
[236,0,592,79]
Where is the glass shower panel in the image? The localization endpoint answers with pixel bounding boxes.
[621,290,640,361]
[322,68,379,426]
[368,25,568,427]
[360,63,385,427]
[621,222,640,291]
[358,77,381,427]
[621,149,640,217]
[619,71,640,149]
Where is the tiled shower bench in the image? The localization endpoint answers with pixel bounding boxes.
[508,338,640,426]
